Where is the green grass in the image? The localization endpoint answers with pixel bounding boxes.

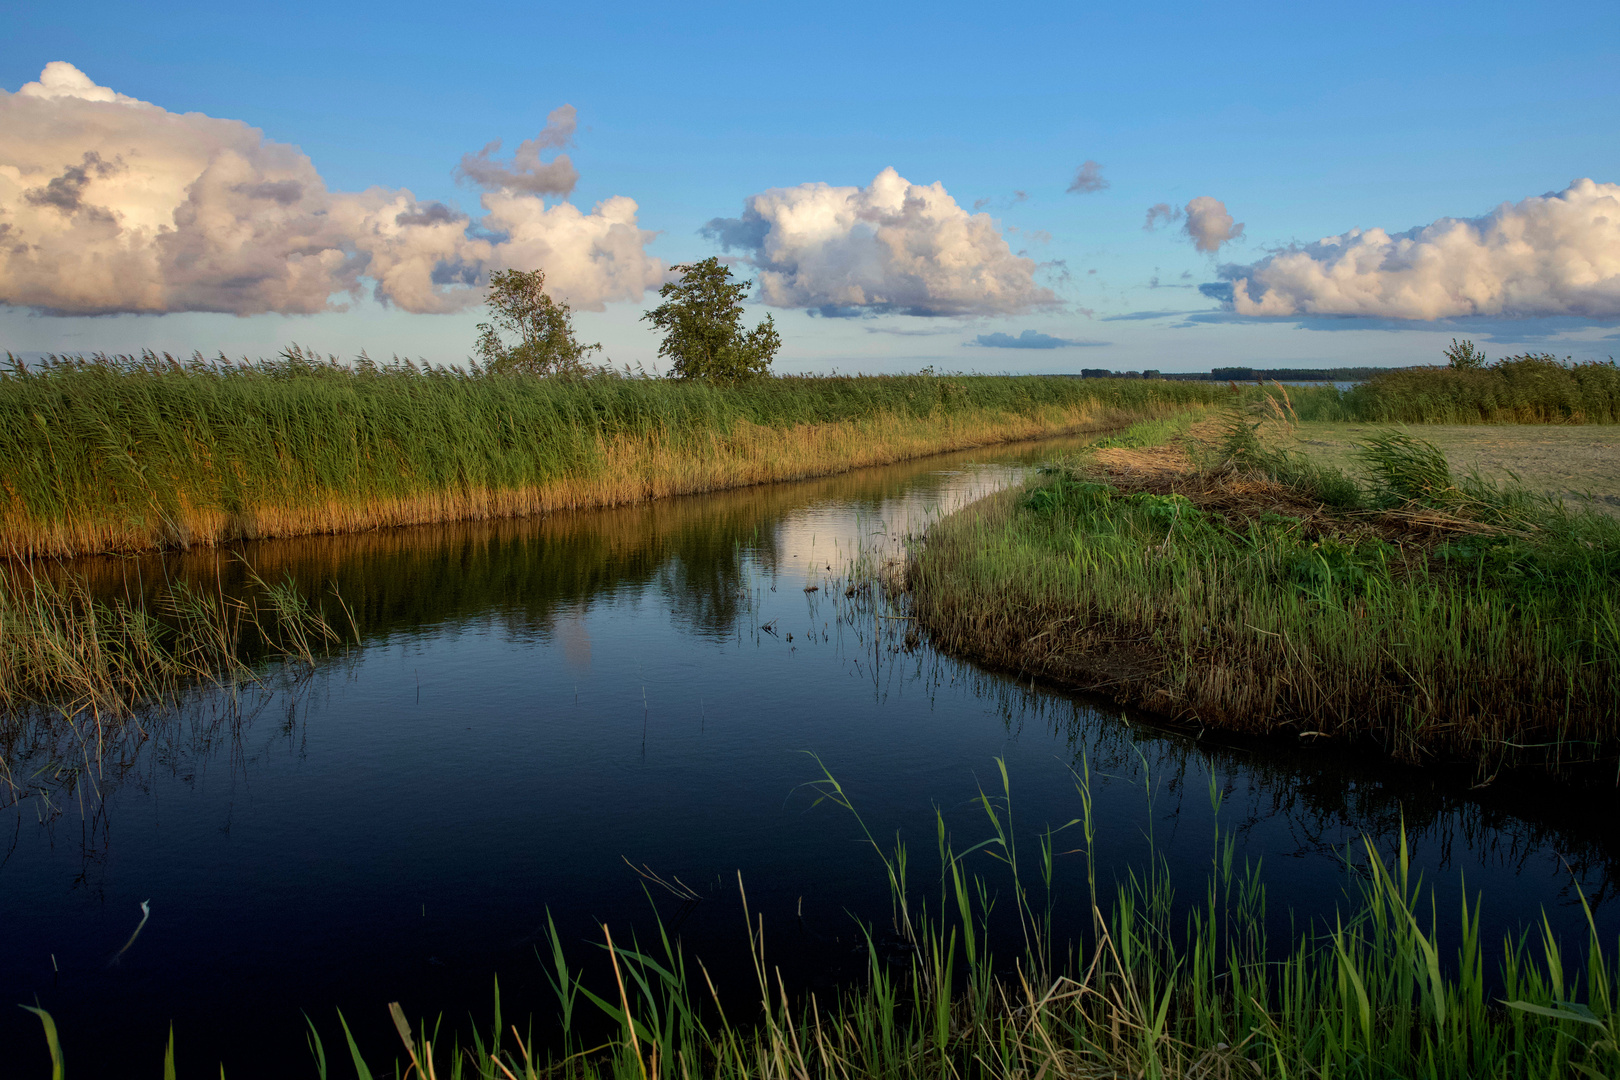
[38,759,1620,1078]
[1083,406,1211,450]
[0,350,1228,556]
[911,422,1620,777]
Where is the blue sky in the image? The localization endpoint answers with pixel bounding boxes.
[3,1,1617,372]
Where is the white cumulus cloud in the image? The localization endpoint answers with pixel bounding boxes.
[0,63,662,316]
[1143,196,1243,254]
[1227,179,1620,319]
[702,167,1058,316]
[1183,196,1243,254]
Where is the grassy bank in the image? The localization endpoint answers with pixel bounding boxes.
[31,761,1620,1078]
[0,352,1226,558]
[909,417,1620,778]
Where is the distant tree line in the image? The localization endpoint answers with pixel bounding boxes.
[1077,368,1162,379]
[1168,367,1400,382]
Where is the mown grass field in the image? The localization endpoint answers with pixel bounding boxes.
[1282,422,1620,516]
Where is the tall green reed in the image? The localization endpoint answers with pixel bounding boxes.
[0,350,1228,556]
[1252,358,1620,425]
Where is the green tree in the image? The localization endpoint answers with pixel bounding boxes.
[474,268,601,376]
[1443,338,1486,370]
[642,257,781,380]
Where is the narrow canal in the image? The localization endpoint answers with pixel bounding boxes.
[4,434,1615,1076]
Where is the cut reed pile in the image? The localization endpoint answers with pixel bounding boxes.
[910,413,1620,778]
[0,351,1226,558]
[34,760,1619,1078]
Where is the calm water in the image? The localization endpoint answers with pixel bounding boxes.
[4,436,1617,1077]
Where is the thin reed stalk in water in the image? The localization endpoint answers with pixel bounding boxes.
[0,558,355,808]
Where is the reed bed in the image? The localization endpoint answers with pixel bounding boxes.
[1279,356,1620,424]
[0,351,1225,558]
[41,760,1618,1078]
[909,420,1620,778]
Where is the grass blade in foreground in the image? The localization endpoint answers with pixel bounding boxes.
[41,760,1614,1078]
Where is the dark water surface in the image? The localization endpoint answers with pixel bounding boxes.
[4,436,1618,1077]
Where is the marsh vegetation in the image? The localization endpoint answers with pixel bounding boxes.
[0,351,1224,558]
[7,333,1620,1077]
[0,556,354,812]
[7,426,1620,1078]
[911,406,1620,779]
[1281,350,1620,425]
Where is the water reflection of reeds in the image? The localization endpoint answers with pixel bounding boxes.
[4,437,1081,820]
[59,433,1096,644]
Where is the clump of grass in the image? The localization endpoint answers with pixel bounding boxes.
[912,428,1620,776]
[1209,401,1366,509]
[1356,429,1456,503]
[1349,429,1585,537]
[58,760,1620,1078]
[0,560,343,710]
[0,350,1229,557]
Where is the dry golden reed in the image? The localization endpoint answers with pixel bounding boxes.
[0,353,1227,558]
